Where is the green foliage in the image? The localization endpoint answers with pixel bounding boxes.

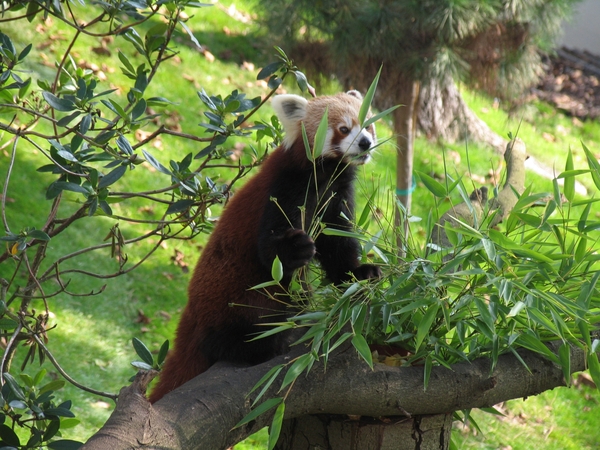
[130,338,169,372]
[1,1,599,448]
[0,369,82,449]
[0,0,313,446]
[246,142,600,444]
[258,0,581,100]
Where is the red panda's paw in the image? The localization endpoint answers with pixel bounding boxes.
[352,264,382,281]
[278,229,316,270]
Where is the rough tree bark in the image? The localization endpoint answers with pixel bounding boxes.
[417,77,587,195]
[417,76,506,153]
[275,414,452,450]
[83,342,586,450]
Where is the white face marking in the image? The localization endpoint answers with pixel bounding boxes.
[321,118,376,165]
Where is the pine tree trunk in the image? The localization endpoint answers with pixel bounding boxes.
[275,414,452,450]
[417,76,506,152]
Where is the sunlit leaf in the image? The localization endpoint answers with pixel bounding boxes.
[42,91,76,111]
[271,255,283,283]
[416,171,446,198]
[312,107,328,160]
[267,401,285,450]
[582,142,600,190]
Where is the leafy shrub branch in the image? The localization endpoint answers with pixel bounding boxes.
[0,1,313,447]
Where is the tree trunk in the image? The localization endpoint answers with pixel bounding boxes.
[417,76,506,152]
[394,80,420,250]
[276,414,452,450]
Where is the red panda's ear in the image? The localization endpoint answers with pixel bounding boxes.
[272,94,308,149]
[346,90,363,100]
[272,95,308,123]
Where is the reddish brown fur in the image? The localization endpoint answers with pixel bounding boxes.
[149,92,378,402]
[149,150,292,402]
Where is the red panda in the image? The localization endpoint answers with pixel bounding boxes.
[149,90,380,402]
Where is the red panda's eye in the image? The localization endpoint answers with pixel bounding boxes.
[340,126,350,135]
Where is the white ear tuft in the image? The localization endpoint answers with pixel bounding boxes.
[272,94,308,122]
[271,94,308,148]
[346,90,363,100]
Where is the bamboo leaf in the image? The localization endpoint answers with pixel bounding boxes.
[267,402,285,450]
[582,142,600,190]
[249,280,280,290]
[234,397,282,428]
[301,122,312,162]
[415,304,439,351]
[507,301,526,318]
[249,365,284,405]
[362,105,399,129]
[280,353,313,390]
[563,149,575,202]
[271,255,283,283]
[541,199,556,225]
[357,191,376,228]
[558,342,571,386]
[248,324,293,341]
[423,354,432,390]
[574,237,587,263]
[351,334,373,369]
[312,107,328,160]
[321,227,365,240]
[588,352,600,388]
[517,333,560,364]
[416,171,447,197]
[359,65,382,125]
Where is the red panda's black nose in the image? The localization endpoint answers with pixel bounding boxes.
[359,137,372,151]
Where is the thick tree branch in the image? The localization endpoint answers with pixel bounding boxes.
[83,342,586,450]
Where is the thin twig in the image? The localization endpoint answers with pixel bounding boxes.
[38,228,161,282]
[23,136,89,178]
[1,135,18,234]
[22,253,49,315]
[26,326,118,400]
[0,323,23,377]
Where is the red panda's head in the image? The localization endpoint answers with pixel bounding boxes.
[271,91,376,165]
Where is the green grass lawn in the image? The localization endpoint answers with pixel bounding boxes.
[1,1,599,448]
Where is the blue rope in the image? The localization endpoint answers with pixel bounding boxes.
[396,176,417,196]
